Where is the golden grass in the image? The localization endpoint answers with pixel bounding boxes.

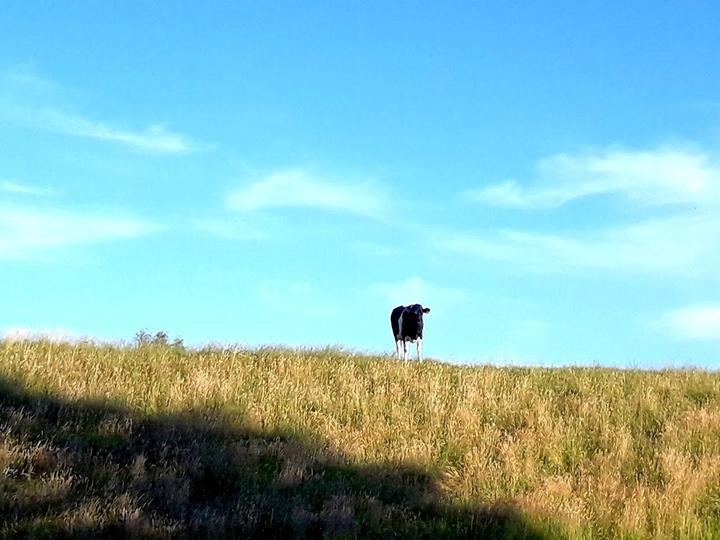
[1,339,719,538]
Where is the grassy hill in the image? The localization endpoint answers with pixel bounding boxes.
[1,340,719,539]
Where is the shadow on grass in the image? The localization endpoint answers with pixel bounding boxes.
[0,376,559,539]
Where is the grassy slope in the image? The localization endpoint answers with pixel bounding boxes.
[1,341,719,539]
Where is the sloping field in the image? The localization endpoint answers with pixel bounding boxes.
[1,340,719,538]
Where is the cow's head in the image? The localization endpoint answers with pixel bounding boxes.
[407,304,431,322]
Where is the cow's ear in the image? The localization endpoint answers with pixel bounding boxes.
[423,307,431,314]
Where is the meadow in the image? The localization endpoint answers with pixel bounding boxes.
[1,339,719,539]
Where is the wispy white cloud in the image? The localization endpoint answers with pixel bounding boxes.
[0,64,66,95]
[465,146,720,209]
[8,107,202,153]
[0,205,161,260]
[1,67,204,154]
[435,212,720,277]
[1,180,53,196]
[371,276,466,307]
[448,144,720,278]
[227,169,389,219]
[661,305,720,341]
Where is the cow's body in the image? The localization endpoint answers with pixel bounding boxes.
[390,304,430,361]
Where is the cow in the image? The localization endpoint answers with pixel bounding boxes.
[390,304,431,361]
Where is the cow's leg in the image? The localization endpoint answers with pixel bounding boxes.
[417,338,423,361]
[402,340,409,361]
[395,339,403,360]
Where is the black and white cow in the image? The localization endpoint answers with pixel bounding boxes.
[390,304,431,361]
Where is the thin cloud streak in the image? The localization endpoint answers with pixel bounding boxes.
[448,144,720,278]
[1,67,204,154]
[434,212,720,277]
[1,180,53,196]
[227,169,389,219]
[0,65,66,94]
[12,107,202,153]
[0,205,161,260]
[466,146,720,209]
[661,305,720,341]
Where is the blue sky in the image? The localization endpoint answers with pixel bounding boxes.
[1,2,719,368]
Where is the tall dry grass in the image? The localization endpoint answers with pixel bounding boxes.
[1,339,719,538]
